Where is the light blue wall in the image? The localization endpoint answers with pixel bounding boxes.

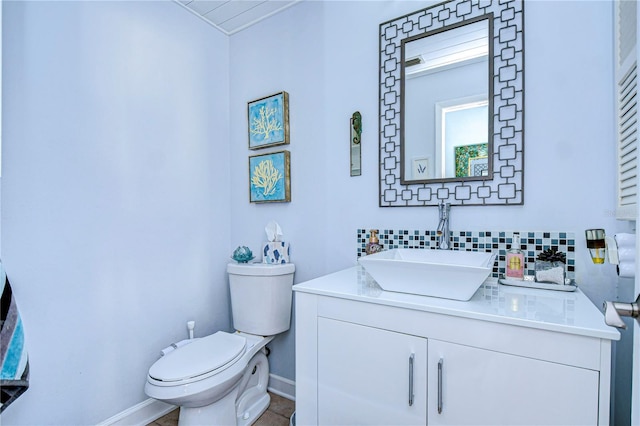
[1,1,230,424]
[229,0,328,382]
[0,0,632,424]
[229,0,629,403]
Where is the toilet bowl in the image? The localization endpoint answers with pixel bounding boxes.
[145,262,295,426]
[145,331,273,425]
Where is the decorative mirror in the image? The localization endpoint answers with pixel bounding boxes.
[379,0,524,206]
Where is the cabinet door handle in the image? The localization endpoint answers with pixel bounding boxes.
[437,358,444,414]
[408,353,415,406]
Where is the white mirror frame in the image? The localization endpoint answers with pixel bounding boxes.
[379,0,524,207]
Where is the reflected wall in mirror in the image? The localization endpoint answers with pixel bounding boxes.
[380,0,524,206]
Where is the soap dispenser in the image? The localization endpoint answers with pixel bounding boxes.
[506,234,525,279]
[365,230,383,255]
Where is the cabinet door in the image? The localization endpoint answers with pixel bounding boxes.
[318,317,428,425]
[428,340,600,425]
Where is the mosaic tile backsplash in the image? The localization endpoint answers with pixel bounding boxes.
[357,229,576,280]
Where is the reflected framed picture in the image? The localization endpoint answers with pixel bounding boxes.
[249,150,291,203]
[248,91,289,150]
[468,156,489,177]
[454,143,488,177]
[412,157,430,180]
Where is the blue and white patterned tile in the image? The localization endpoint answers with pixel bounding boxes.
[357,229,576,279]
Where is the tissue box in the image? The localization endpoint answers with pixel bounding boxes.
[263,242,290,264]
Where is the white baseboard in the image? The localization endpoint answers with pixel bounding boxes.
[98,374,295,426]
[97,398,176,426]
[268,373,296,401]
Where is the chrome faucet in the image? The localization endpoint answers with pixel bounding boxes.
[436,201,451,250]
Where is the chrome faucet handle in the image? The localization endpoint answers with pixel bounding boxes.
[438,201,450,217]
[603,294,640,329]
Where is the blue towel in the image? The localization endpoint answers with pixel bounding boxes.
[0,261,29,412]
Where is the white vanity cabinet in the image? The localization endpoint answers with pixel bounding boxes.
[318,318,427,425]
[294,267,620,425]
[427,340,599,425]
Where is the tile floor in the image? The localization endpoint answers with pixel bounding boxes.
[147,392,295,426]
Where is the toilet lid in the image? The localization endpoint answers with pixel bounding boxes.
[149,332,247,382]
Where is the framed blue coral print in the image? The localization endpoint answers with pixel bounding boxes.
[249,150,291,203]
[248,91,289,149]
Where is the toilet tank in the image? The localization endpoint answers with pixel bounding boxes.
[227,263,295,336]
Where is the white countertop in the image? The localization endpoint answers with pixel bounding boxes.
[293,266,620,341]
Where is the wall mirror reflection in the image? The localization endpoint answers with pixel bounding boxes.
[402,18,491,182]
[379,0,524,207]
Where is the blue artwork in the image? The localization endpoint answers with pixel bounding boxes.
[248,92,289,149]
[249,151,291,203]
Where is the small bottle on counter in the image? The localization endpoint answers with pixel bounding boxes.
[365,230,384,255]
[506,234,525,279]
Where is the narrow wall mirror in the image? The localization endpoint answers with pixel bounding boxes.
[380,0,524,206]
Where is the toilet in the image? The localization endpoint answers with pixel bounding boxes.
[145,262,295,426]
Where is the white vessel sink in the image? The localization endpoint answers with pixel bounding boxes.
[358,249,497,301]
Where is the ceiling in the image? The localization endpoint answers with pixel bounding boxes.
[176,0,301,35]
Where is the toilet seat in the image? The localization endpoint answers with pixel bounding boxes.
[149,332,246,385]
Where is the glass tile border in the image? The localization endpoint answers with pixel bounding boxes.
[357,229,576,280]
